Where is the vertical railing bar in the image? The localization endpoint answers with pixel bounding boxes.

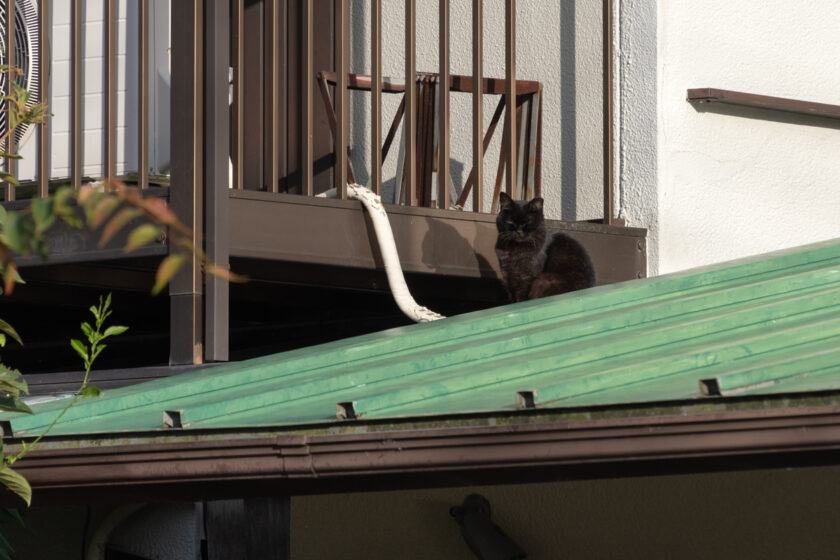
[138,0,149,189]
[5,0,15,201]
[437,0,449,209]
[370,0,381,196]
[105,0,116,183]
[301,0,313,197]
[404,0,416,206]
[603,0,614,224]
[265,0,280,193]
[334,0,347,198]
[37,0,49,197]
[233,0,243,189]
[71,0,82,189]
[504,0,516,197]
[471,0,483,212]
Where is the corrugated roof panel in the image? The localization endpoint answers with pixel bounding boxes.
[6,238,840,436]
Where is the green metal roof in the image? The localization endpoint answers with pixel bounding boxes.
[7,238,840,437]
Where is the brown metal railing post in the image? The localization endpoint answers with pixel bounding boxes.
[232,0,243,190]
[371,0,382,196]
[471,0,483,212]
[404,0,416,205]
[301,0,314,197]
[504,0,516,198]
[138,0,149,189]
[334,0,347,198]
[170,0,204,365]
[105,0,116,183]
[264,0,281,193]
[204,0,229,362]
[603,0,614,225]
[438,0,450,209]
[37,0,49,197]
[5,0,15,201]
[72,0,82,189]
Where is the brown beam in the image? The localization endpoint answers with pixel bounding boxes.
[204,0,230,362]
[170,0,204,365]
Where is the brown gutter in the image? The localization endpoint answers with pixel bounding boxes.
[9,404,840,505]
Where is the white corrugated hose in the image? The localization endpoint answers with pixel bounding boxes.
[346,183,445,323]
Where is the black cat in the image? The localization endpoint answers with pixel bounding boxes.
[495,192,595,302]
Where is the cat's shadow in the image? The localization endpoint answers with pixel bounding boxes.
[420,218,499,281]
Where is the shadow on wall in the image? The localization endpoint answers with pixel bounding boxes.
[689,102,840,131]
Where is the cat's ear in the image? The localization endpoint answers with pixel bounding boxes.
[528,197,544,213]
[498,192,514,210]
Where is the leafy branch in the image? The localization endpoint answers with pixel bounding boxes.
[0,295,126,506]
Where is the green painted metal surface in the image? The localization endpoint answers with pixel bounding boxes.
[6,238,840,436]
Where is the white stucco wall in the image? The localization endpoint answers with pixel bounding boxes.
[351,0,606,220]
[651,0,840,274]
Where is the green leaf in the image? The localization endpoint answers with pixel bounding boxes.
[89,305,100,322]
[82,386,101,398]
[0,396,31,414]
[0,173,19,187]
[98,207,141,247]
[30,197,55,233]
[80,321,93,341]
[0,320,21,347]
[102,325,128,339]
[0,466,31,506]
[0,334,5,348]
[124,224,161,252]
[70,339,88,362]
[1,212,33,255]
[152,254,185,295]
[90,195,120,229]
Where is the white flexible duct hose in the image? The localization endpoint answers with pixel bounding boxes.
[347,183,445,323]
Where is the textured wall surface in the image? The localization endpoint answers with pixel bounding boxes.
[653,0,840,274]
[294,465,840,559]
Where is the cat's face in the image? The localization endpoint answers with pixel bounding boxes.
[496,192,545,247]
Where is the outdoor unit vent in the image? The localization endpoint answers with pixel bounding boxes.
[0,0,39,148]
